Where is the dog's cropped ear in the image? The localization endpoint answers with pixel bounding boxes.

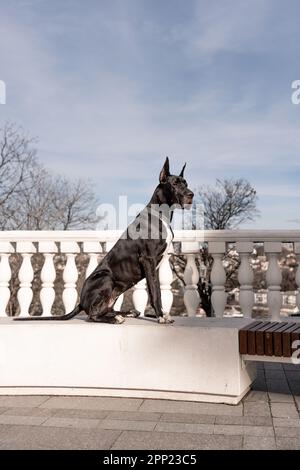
[159,156,170,183]
[179,162,186,178]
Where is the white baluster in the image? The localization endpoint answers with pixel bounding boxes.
[17,242,36,317]
[237,242,254,318]
[83,241,102,278]
[61,242,80,313]
[209,241,227,318]
[182,242,200,316]
[159,245,174,315]
[265,242,282,321]
[132,278,148,317]
[114,294,124,311]
[295,243,300,313]
[0,242,14,317]
[39,241,58,316]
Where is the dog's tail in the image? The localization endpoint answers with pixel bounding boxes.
[13,305,82,321]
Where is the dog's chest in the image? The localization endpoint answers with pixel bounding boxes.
[156,219,173,269]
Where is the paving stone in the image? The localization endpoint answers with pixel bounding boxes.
[98,419,156,432]
[215,415,272,426]
[264,363,283,370]
[244,401,271,417]
[40,396,143,411]
[276,437,300,450]
[140,400,243,416]
[265,370,286,380]
[53,409,109,419]
[251,379,267,392]
[288,382,300,395]
[155,422,214,434]
[213,425,274,437]
[294,396,300,408]
[42,417,100,429]
[283,364,300,371]
[0,414,47,426]
[274,426,300,438]
[0,396,49,407]
[271,402,299,418]
[273,418,300,427]
[266,380,290,394]
[111,430,243,450]
[244,391,268,402]
[107,411,161,422]
[0,408,7,415]
[243,436,276,450]
[3,407,54,417]
[268,392,294,403]
[0,424,121,450]
[159,413,215,424]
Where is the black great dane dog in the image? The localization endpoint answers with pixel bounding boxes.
[15,158,194,324]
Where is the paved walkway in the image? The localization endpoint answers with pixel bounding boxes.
[0,362,300,450]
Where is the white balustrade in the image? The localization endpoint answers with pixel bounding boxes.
[61,241,80,313]
[2,230,300,321]
[39,241,58,316]
[265,242,282,321]
[182,242,200,316]
[209,241,227,318]
[132,278,148,316]
[237,242,254,318]
[17,242,36,317]
[0,242,14,317]
[159,244,174,315]
[83,241,102,278]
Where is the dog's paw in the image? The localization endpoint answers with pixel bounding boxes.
[158,315,174,324]
[128,309,141,318]
[115,315,125,324]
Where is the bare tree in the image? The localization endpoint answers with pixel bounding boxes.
[0,123,99,230]
[196,178,259,230]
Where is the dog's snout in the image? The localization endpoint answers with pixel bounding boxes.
[186,191,194,198]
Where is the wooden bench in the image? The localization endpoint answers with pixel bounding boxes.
[239,320,300,361]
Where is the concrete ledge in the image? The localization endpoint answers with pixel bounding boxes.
[0,317,256,405]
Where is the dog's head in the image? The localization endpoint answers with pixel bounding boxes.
[159,157,194,209]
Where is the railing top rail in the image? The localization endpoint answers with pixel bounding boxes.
[1,229,300,243]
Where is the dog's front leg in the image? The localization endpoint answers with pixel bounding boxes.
[139,255,174,324]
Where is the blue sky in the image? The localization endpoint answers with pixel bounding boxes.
[1,0,300,228]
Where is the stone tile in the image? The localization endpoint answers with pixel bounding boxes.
[3,407,54,417]
[40,396,142,411]
[42,417,100,429]
[160,413,215,424]
[274,426,300,438]
[264,363,283,370]
[243,436,276,450]
[0,414,47,426]
[288,382,300,395]
[265,370,286,380]
[273,417,300,427]
[155,422,214,434]
[53,409,109,420]
[244,401,271,417]
[271,402,299,419]
[214,425,274,437]
[283,364,300,371]
[285,370,300,380]
[251,379,267,392]
[244,391,268,402]
[266,380,290,394]
[268,392,294,403]
[294,396,300,408]
[276,437,300,450]
[107,411,161,422]
[0,424,121,450]
[0,408,7,415]
[111,430,243,450]
[140,400,243,416]
[98,419,156,432]
[215,415,272,426]
[0,396,49,408]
